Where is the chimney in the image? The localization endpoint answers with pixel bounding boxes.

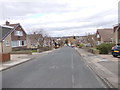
[6,21,10,25]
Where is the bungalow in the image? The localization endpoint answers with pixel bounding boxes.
[86,34,97,47]
[79,36,88,44]
[96,28,113,45]
[5,21,27,51]
[27,33,55,49]
[113,24,120,44]
[27,32,43,49]
[0,25,13,62]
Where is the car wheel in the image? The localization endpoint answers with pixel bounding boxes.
[113,55,117,57]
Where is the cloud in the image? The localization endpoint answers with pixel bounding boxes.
[0,0,119,37]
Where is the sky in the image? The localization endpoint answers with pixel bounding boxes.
[0,0,119,37]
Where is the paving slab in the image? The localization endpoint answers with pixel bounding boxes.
[75,47,119,88]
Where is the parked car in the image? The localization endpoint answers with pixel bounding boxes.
[112,45,120,57]
[71,45,75,48]
[86,43,93,47]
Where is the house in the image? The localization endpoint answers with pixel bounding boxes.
[61,36,78,46]
[113,24,120,44]
[27,32,43,49]
[0,25,13,62]
[77,36,88,45]
[43,36,53,47]
[5,21,27,51]
[95,28,113,45]
[86,34,97,47]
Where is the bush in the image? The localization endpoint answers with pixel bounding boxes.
[32,50,37,52]
[96,43,115,54]
[11,50,32,55]
[37,46,52,52]
[79,44,85,48]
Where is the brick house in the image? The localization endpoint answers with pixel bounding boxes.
[27,32,54,49]
[61,36,78,46]
[86,34,97,46]
[5,21,27,51]
[113,24,120,44]
[78,36,88,44]
[0,25,13,62]
[95,28,113,45]
[27,32,43,49]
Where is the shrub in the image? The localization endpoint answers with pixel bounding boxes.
[11,50,32,55]
[37,46,52,52]
[97,43,115,54]
[79,44,85,48]
[32,50,37,52]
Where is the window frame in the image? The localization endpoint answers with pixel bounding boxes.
[14,31,23,36]
[6,41,10,46]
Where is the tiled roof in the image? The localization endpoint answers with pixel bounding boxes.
[8,23,20,27]
[27,34,43,44]
[97,29,113,42]
[0,26,13,41]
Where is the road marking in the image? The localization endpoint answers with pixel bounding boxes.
[49,65,58,69]
[71,54,74,70]
[72,75,75,88]
[71,53,75,88]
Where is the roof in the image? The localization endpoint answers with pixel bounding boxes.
[27,34,43,44]
[0,21,27,42]
[97,28,113,42]
[113,24,120,32]
[6,23,27,35]
[0,26,13,41]
[1,25,14,29]
[8,23,20,27]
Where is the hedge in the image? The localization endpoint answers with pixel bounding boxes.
[79,44,85,48]
[96,43,115,54]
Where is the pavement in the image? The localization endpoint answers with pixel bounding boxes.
[2,47,106,88]
[0,49,56,71]
[75,47,119,88]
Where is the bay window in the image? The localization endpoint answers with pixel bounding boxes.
[12,40,26,47]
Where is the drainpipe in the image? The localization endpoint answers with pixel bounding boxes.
[1,40,3,62]
[1,40,4,53]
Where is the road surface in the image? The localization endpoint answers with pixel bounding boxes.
[2,47,106,88]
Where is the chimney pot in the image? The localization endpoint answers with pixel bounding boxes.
[6,21,10,25]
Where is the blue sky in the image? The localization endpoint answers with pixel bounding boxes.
[0,0,119,37]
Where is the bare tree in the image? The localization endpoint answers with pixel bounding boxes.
[29,29,54,52]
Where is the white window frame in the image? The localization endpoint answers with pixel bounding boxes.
[6,41,10,46]
[12,40,26,47]
[12,41,18,47]
[14,31,23,36]
[97,34,100,38]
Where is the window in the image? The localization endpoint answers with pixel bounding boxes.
[19,41,25,46]
[12,40,26,47]
[97,34,100,38]
[14,31,23,36]
[12,41,18,47]
[92,37,94,40]
[97,41,100,45]
[6,41,10,46]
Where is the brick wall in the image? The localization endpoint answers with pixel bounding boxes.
[0,53,10,62]
[11,26,26,41]
[0,54,2,62]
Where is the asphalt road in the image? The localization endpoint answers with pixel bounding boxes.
[2,47,106,88]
